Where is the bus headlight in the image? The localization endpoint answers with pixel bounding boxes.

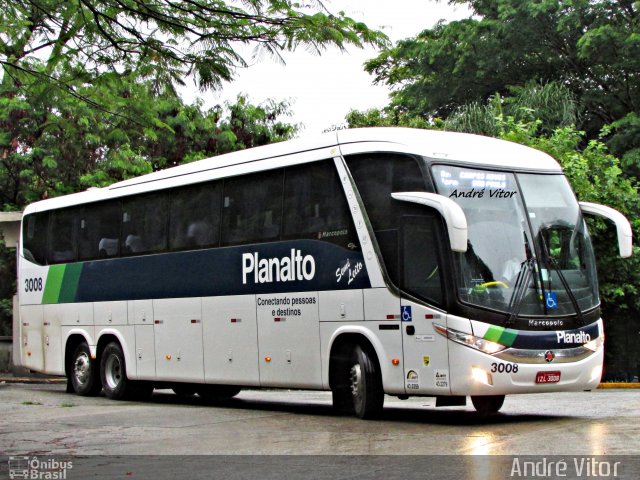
[434,324,507,355]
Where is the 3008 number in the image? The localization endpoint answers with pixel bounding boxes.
[491,362,519,374]
[24,277,43,292]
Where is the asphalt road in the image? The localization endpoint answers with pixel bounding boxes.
[1,383,639,479]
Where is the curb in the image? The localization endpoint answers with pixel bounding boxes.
[0,376,66,384]
[598,383,640,389]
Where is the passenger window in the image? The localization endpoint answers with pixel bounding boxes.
[48,208,79,264]
[169,182,222,250]
[283,160,358,249]
[78,201,121,260]
[121,193,168,255]
[23,213,48,265]
[221,169,283,246]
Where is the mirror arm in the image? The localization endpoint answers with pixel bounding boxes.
[391,192,468,252]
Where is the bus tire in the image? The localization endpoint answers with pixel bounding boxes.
[348,344,384,419]
[100,342,153,401]
[197,385,241,403]
[471,395,505,416]
[70,342,102,396]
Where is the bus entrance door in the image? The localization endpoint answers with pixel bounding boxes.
[399,216,451,395]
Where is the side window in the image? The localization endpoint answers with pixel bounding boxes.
[221,169,283,246]
[48,208,79,264]
[121,193,168,255]
[169,182,222,251]
[346,153,440,301]
[401,216,444,306]
[23,213,48,265]
[283,160,358,249]
[346,153,428,231]
[78,201,121,260]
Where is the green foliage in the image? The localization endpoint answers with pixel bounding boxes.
[0,0,388,94]
[366,0,640,174]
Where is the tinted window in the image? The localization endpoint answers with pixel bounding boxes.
[283,160,357,248]
[121,193,168,255]
[346,153,428,230]
[221,170,283,246]
[78,201,121,260]
[23,213,48,265]
[48,208,79,264]
[169,182,222,250]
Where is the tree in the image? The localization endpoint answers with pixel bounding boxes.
[365,0,640,170]
[1,0,387,93]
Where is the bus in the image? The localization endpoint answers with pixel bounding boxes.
[14,128,632,418]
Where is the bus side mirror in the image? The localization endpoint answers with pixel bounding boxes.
[579,202,633,258]
[391,192,468,253]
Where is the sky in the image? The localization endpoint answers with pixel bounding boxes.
[184,1,472,135]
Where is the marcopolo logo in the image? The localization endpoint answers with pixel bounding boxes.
[556,330,591,344]
[242,249,316,285]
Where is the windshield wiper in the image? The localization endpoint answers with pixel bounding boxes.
[506,256,536,326]
[546,256,586,325]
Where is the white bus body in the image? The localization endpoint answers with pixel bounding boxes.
[14,128,632,417]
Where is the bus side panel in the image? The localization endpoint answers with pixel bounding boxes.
[19,305,44,372]
[129,300,155,380]
[203,295,260,386]
[400,300,451,395]
[153,297,204,383]
[257,292,321,389]
[42,304,65,375]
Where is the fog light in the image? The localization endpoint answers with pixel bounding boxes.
[472,366,493,386]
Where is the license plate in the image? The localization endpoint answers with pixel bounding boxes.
[536,371,561,384]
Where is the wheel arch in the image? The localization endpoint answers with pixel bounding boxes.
[64,333,92,378]
[328,329,383,391]
[96,330,136,380]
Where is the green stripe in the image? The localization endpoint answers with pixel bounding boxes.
[483,325,518,347]
[498,328,518,347]
[484,325,504,343]
[42,265,66,304]
[58,263,82,303]
[42,263,83,304]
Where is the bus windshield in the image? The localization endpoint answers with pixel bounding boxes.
[432,165,599,317]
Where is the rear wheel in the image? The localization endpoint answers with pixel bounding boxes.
[70,342,101,396]
[100,342,153,400]
[471,395,505,416]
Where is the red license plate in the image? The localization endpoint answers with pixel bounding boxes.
[536,371,561,384]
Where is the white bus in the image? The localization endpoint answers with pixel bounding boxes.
[14,128,632,418]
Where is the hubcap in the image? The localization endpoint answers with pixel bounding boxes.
[73,353,91,385]
[104,354,122,390]
[350,364,363,403]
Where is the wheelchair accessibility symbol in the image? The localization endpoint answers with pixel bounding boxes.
[545,291,559,310]
[401,306,412,322]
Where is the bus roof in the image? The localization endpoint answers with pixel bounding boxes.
[23,128,561,214]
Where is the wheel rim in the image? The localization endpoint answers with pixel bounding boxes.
[104,353,123,390]
[350,363,363,408]
[73,352,91,386]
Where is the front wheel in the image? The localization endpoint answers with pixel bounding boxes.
[333,344,383,419]
[100,342,153,400]
[471,395,505,416]
[70,342,101,396]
